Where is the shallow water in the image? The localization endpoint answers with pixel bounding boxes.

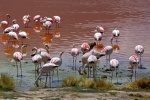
[0,0,150,91]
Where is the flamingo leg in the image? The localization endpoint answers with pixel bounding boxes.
[45,73,48,87]
[57,67,59,82]
[20,61,22,77]
[34,73,42,87]
[75,56,77,71]
[16,62,18,77]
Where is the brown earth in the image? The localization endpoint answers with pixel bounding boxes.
[1,88,150,100]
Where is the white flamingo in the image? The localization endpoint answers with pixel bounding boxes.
[49,52,64,81]
[129,55,139,81]
[13,45,27,77]
[42,20,52,33]
[6,31,18,47]
[79,49,105,75]
[110,59,120,84]
[12,19,20,32]
[135,45,144,69]
[31,48,42,75]
[34,62,58,87]
[87,54,98,78]
[22,15,31,28]
[53,16,61,28]
[111,28,120,42]
[94,32,103,46]
[40,51,51,64]
[31,44,49,56]
[18,30,29,45]
[0,14,10,29]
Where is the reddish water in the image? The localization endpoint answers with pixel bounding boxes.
[0,0,150,90]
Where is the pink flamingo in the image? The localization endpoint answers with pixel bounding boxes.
[110,59,120,84]
[81,42,96,54]
[69,44,80,71]
[101,45,113,70]
[13,45,27,77]
[22,15,31,28]
[95,26,104,34]
[33,15,42,24]
[129,55,139,81]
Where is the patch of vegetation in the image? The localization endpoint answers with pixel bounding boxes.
[123,78,150,90]
[0,92,22,99]
[0,73,15,91]
[62,76,114,91]
[108,92,117,96]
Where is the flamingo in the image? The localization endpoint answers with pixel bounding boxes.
[111,28,120,42]
[40,51,51,64]
[18,30,29,45]
[0,14,10,29]
[94,32,103,46]
[135,45,144,69]
[49,52,64,81]
[13,45,27,77]
[110,59,120,84]
[42,20,52,33]
[34,62,58,87]
[69,44,80,71]
[81,42,96,54]
[53,16,61,28]
[87,54,98,78]
[3,26,15,34]
[101,45,113,70]
[31,48,42,75]
[33,15,42,24]
[6,31,18,47]
[95,26,104,34]
[31,44,50,56]
[129,55,139,81]
[22,15,31,28]
[79,49,105,75]
[12,19,20,32]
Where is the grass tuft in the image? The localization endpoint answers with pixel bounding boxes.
[62,76,114,90]
[0,73,15,91]
[123,78,150,90]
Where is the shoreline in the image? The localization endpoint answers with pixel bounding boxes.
[1,87,150,100]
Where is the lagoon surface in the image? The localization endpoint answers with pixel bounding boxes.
[0,0,150,91]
